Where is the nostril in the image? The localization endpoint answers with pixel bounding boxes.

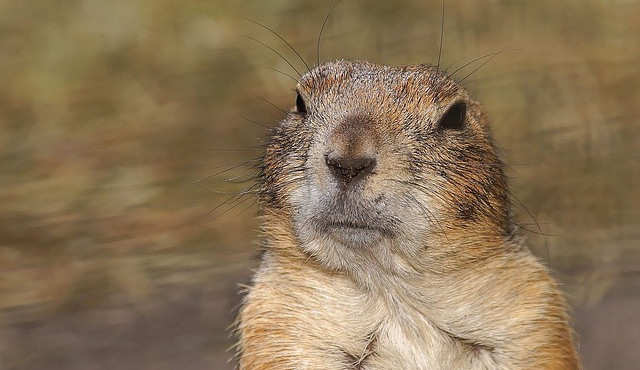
[325,154,377,183]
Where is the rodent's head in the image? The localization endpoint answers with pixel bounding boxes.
[260,60,512,278]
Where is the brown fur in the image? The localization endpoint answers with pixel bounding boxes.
[236,60,581,369]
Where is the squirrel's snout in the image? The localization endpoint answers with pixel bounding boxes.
[324,114,379,186]
[325,154,376,184]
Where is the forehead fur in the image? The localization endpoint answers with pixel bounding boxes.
[298,60,466,110]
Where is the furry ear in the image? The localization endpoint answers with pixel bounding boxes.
[438,101,466,131]
[295,92,307,114]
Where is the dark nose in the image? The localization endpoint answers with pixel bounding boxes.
[325,154,376,184]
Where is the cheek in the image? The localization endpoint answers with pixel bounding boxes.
[261,127,315,211]
[306,141,331,194]
[399,191,442,231]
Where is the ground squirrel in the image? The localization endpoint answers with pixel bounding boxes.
[236,60,581,369]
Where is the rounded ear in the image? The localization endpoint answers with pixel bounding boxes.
[437,101,466,131]
[295,92,307,114]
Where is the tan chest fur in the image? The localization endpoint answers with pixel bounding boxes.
[238,221,578,370]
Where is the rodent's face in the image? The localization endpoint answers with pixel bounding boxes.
[261,60,509,276]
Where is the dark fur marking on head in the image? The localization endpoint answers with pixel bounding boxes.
[456,201,477,221]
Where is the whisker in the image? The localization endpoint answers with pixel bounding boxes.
[461,47,521,85]
[448,47,519,81]
[407,159,503,167]
[448,53,501,78]
[225,173,261,184]
[198,187,259,196]
[193,158,260,183]
[457,49,502,85]
[216,195,257,221]
[240,116,272,130]
[196,193,246,222]
[195,179,259,197]
[317,0,342,66]
[406,159,558,169]
[200,180,264,223]
[245,18,311,72]
[257,96,287,115]
[206,148,263,152]
[508,190,551,269]
[229,198,259,220]
[442,59,459,74]
[265,67,299,83]
[404,160,509,224]
[436,0,445,69]
[402,190,450,242]
[390,179,450,238]
[390,178,449,214]
[247,36,302,77]
[512,222,556,237]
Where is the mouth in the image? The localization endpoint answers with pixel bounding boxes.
[296,186,397,247]
[328,220,380,232]
[322,219,392,247]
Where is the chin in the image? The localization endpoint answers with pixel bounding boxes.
[326,224,385,248]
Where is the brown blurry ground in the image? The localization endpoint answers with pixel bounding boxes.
[0,1,638,369]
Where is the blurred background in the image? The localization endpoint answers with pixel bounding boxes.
[0,0,638,369]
